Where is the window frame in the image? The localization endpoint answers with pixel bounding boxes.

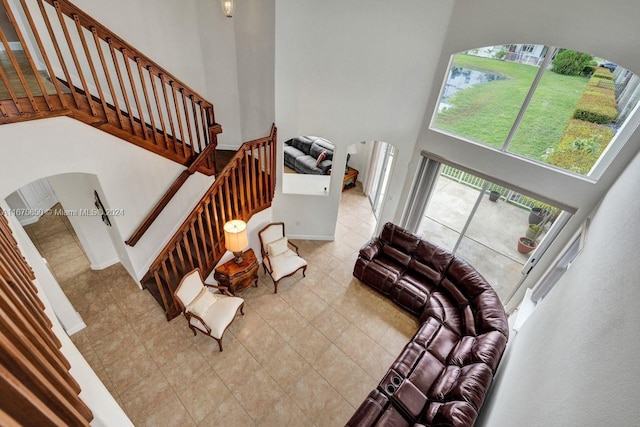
[429,45,640,182]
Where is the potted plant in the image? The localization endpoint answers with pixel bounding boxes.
[488,185,505,202]
[518,236,537,254]
[518,211,552,254]
[525,223,541,239]
[528,202,560,225]
[528,206,545,225]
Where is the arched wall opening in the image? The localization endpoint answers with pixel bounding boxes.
[4,172,135,334]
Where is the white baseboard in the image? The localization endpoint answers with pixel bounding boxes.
[90,257,120,270]
[216,144,242,151]
[288,234,335,241]
[18,216,40,226]
[65,316,87,335]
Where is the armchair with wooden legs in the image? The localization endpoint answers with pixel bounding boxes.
[258,222,307,293]
[174,268,244,351]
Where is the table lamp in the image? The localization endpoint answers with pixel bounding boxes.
[224,220,248,263]
[346,143,358,173]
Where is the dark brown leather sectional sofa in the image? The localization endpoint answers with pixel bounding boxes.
[348,223,509,427]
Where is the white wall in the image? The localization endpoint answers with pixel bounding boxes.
[273,0,455,239]
[194,0,243,148]
[478,140,640,426]
[400,0,640,309]
[47,173,120,270]
[234,0,276,142]
[0,1,19,42]
[0,117,214,280]
[69,0,207,96]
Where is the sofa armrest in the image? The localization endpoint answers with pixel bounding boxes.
[346,389,389,427]
[359,238,383,261]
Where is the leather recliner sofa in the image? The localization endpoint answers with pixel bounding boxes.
[348,223,509,427]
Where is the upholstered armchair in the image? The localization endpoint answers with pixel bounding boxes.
[258,222,307,293]
[174,268,244,351]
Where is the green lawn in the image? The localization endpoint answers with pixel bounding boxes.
[433,54,589,161]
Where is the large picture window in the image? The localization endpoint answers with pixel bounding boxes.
[431,44,640,177]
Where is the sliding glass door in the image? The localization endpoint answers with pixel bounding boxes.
[414,163,569,301]
[366,141,396,219]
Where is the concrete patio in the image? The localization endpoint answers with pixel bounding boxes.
[417,176,544,302]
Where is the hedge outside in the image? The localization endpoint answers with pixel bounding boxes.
[588,77,616,90]
[572,74,618,124]
[592,67,614,80]
[546,119,614,174]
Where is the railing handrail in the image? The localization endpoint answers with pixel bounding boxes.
[1,0,220,170]
[42,0,212,109]
[149,124,276,273]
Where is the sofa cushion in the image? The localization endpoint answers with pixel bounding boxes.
[429,363,493,411]
[187,289,218,317]
[407,350,445,393]
[448,330,508,373]
[471,291,510,337]
[408,240,453,284]
[309,139,334,160]
[441,257,488,301]
[283,145,305,170]
[267,236,288,257]
[283,144,305,159]
[354,257,400,295]
[381,245,412,267]
[422,401,478,427]
[379,222,420,256]
[441,257,509,336]
[359,239,382,261]
[396,271,437,297]
[288,136,314,153]
[346,390,391,427]
[389,280,430,315]
[292,155,330,175]
[426,322,460,364]
[315,150,328,166]
[376,406,411,427]
[420,291,466,336]
[391,341,426,379]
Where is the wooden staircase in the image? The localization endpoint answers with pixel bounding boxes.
[142,126,277,320]
[1,0,280,318]
[0,0,220,174]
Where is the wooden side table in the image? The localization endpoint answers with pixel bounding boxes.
[343,167,359,191]
[214,248,259,295]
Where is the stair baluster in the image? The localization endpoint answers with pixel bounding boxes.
[142,126,277,320]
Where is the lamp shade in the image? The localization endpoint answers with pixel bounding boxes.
[224,220,247,252]
[347,144,358,155]
[220,0,235,17]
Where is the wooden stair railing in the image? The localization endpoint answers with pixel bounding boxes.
[0,0,220,174]
[142,125,277,320]
[125,142,218,247]
[0,213,93,425]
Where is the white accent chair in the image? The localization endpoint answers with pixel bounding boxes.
[258,222,307,293]
[174,268,244,351]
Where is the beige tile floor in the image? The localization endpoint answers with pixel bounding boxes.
[23,183,418,426]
